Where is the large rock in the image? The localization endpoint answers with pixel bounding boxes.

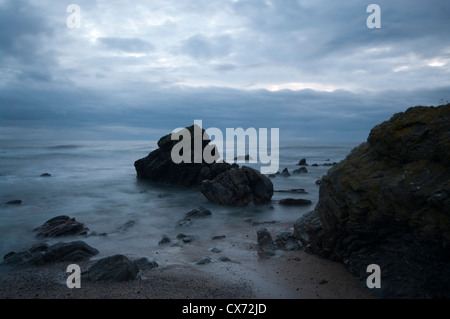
[33,216,89,237]
[201,166,273,206]
[293,104,450,298]
[87,254,139,282]
[134,124,230,186]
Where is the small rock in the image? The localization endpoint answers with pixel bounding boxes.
[312,163,319,167]
[280,168,290,177]
[257,228,277,257]
[210,248,221,253]
[5,200,22,205]
[218,256,231,262]
[268,174,276,178]
[33,215,89,237]
[212,235,226,240]
[293,167,308,174]
[195,257,212,265]
[3,251,16,260]
[158,235,171,245]
[298,158,308,166]
[315,179,322,185]
[40,173,51,177]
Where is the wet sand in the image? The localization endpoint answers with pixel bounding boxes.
[0,222,375,299]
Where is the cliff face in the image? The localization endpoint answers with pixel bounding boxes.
[294,104,450,298]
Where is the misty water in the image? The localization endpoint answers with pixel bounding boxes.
[0,140,360,270]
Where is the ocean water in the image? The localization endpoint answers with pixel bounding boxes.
[0,139,360,268]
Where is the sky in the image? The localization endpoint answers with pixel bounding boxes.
[1,0,449,142]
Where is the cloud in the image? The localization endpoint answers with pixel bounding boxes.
[97,37,155,53]
[178,34,233,60]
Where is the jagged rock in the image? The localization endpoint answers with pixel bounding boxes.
[293,167,308,174]
[280,168,290,177]
[298,158,308,166]
[201,166,273,206]
[279,198,312,206]
[293,104,450,298]
[176,207,212,227]
[87,254,139,282]
[33,215,89,237]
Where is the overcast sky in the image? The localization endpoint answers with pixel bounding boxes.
[1,0,449,141]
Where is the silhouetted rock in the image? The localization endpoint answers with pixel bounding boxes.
[294,104,450,298]
[298,158,308,166]
[311,163,319,167]
[87,254,139,282]
[280,168,290,177]
[40,173,51,177]
[33,215,89,237]
[201,166,273,206]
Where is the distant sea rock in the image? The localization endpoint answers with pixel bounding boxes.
[293,104,450,298]
[135,124,274,206]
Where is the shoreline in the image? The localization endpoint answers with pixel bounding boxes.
[0,222,375,299]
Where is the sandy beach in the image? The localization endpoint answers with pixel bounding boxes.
[0,221,374,299]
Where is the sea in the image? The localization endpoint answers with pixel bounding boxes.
[0,139,361,270]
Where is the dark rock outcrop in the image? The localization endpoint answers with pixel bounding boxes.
[298,158,308,166]
[135,124,274,206]
[33,216,89,237]
[257,228,277,256]
[5,200,22,205]
[201,166,273,206]
[86,254,139,282]
[134,124,230,187]
[2,241,99,266]
[293,104,450,298]
[293,167,308,174]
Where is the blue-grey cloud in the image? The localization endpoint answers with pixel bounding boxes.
[98,37,155,53]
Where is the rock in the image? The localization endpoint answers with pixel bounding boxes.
[218,256,231,262]
[42,241,99,263]
[268,174,276,178]
[177,233,195,243]
[280,168,290,177]
[212,235,226,240]
[293,167,308,174]
[322,162,337,167]
[315,179,322,185]
[158,235,171,245]
[293,104,450,298]
[279,198,312,206]
[2,241,98,266]
[40,173,51,177]
[201,166,273,206]
[210,248,221,253]
[275,189,308,194]
[275,232,299,251]
[195,257,212,265]
[298,158,308,166]
[135,257,158,270]
[5,200,22,205]
[134,124,230,187]
[311,163,319,167]
[176,207,212,227]
[257,228,277,256]
[115,220,136,233]
[87,254,139,282]
[33,215,89,237]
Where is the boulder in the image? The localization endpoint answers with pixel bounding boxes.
[33,215,89,237]
[298,158,308,166]
[87,254,139,282]
[201,166,273,206]
[293,104,450,298]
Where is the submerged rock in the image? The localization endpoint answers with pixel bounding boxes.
[5,200,22,205]
[33,215,89,237]
[87,254,139,282]
[293,104,450,298]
